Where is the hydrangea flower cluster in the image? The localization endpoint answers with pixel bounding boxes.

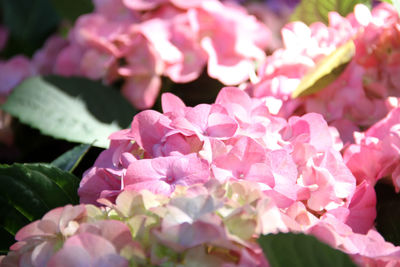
[247,3,400,143]
[2,88,400,266]
[0,0,269,110]
[3,2,400,266]
[78,87,354,213]
[2,181,400,266]
[1,0,270,109]
[0,86,390,266]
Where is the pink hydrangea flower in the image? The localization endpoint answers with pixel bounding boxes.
[189,0,270,85]
[247,3,400,143]
[119,33,164,109]
[4,178,400,266]
[307,214,400,266]
[1,205,88,266]
[140,7,207,83]
[124,153,210,195]
[46,0,271,109]
[1,204,142,267]
[344,107,400,191]
[79,87,356,221]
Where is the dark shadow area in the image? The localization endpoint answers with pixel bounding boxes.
[0,0,60,58]
[153,69,224,111]
[0,227,15,255]
[375,181,400,246]
[0,120,102,179]
[0,120,74,164]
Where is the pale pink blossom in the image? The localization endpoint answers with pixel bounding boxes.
[248,3,400,142]
[48,233,129,267]
[141,9,207,83]
[170,103,239,140]
[189,1,270,85]
[1,205,87,266]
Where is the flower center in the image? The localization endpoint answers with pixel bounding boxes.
[165,176,175,184]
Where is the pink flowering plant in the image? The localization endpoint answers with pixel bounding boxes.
[248,2,400,143]
[2,0,400,266]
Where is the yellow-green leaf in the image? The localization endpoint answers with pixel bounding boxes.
[291,0,372,25]
[292,40,355,99]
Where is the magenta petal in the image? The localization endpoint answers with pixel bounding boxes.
[79,168,122,205]
[346,181,376,234]
[185,104,211,132]
[216,87,252,111]
[125,158,165,185]
[161,93,186,115]
[131,110,172,154]
[206,112,238,138]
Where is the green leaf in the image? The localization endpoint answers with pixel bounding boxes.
[292,40,355,98]
[1,0,60,57]
[48,0,94,22]
[0,163,80,251]
[375,182,400,246]
[2,76,137,148]
[291,0,371,25]
[258,232,356,267]
[51,144,92,172]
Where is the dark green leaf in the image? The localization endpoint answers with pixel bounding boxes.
[1,0,60,57]
[257,232,356,267]
[51,144,92,172]
[0,163,80,251]
[292,40,355,98]
[2,76,137,148]
[48,0,94,22]
[375,182,400,246]
[0,226,17,255]
[291,0,371,25]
